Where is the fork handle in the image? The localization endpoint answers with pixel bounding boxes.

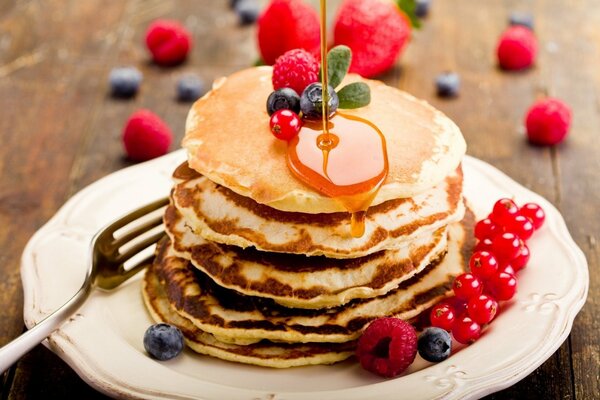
[0,283,91,374]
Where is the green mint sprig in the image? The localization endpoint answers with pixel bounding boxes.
[396,0,422,29]
[322,45,371,109]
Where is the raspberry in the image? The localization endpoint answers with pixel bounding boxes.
[272,49,319,95]
[145,20,192,66]
[356,318,417,378]
[122,110,173,161]
[257,0,320,65]
[496,26,537,70]
[334,0,411,78]
[525,98,572,146]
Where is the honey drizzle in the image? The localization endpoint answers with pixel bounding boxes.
[285,0,389,238]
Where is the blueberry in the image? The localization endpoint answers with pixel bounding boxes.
[109,67,142,98]
[509,12,534,31]
[176,74,206,102]
[143,323,184,361]
[435,72,460,97]
[415,0,432,18]
[267,88,301,115]
[417,327,452,362]
[300,83,339,119]
[229,0,241,9]
[235,0,260,25]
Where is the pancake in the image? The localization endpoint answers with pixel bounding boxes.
[145,214,473,345]
[171,166,465,259]
[143,267,356,368]
[183,67,466,213]
[165,204,450,309]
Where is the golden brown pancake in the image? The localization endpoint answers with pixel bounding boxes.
[183,67,466,213]
[143,267,356,368]
[165,204,450,309]
[144,212,473,345]
[171,166,465,258]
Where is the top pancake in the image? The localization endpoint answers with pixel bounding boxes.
[183,67,466,213]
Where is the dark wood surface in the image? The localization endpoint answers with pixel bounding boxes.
[0,0,598,398]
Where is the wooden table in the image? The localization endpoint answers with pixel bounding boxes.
[0,0,597,398]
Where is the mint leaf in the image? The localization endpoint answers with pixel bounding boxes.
[253,57,266,66]
[337,82,371,109]
[326,45,351,89]
[396,0,421,29]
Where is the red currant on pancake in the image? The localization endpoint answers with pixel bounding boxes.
[520,202,545,230]
[453,273,483,301]
[469,251,499,279]
[474,218,500,240]
[512,241,530,271]
[269,109,302,141]
[488,271,518,301]
[452,316,482,344]
[430,303,456,331]
[491,198,519,226]
[491,232,522,262]
[467,294,499,325]
[505,215,534,241]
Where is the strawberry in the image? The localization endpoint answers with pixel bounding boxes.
[333,0,411,78]
[257,0,320,65]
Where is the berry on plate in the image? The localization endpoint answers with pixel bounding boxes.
[469,251,499,279]
[415,0,432,18]
[145,19,192,66]
[452,316,482,344]
[505,215,534,241]
[300,83,339,119]
[109,67,142,98]
[467,294,498,325]
[333,0,411,78]
[418,327,451,363]
[176,74,206,102]
[267,88,301,115]
[269,109,302,141]
[474,218,500,241]
[257,0,320,65]
[429,303,455,331]
[491,198,519,226]
[491,232,522,262]
[272,48,319,95]
[512,241,530,271]
[496,26,537,70]
[475,237,493,253]
[525,98,572,146]
[356,318,417,378]
[122,109,173,161]
[453,273,483,301]
[435,72,460,98]
[143,323,184,361]
[488,271,518,301]
[520,202,545,230]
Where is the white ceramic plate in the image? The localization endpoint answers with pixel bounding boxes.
[21,151,588,400]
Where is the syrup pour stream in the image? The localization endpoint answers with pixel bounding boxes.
[286,0,389,238]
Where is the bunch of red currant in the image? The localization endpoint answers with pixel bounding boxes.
[429,198,545,344]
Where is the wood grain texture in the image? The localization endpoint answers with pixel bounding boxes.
[0,0,597,398]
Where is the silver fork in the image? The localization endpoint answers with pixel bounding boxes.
[0,197,169,373]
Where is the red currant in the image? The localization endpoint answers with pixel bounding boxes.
[488,271,517,301]
[269,109,302,141]
[491,198,519,226]
[520,202,545,230]
[440,296,468,317]
[512,241,530,271]
[452,316,482,344]
[467,294,498,324]
[469,251,499,279]
[505,215,534,241]
[499,262,516,275]
[453,273,483,300]
[491,232,521,262]
[474,218,500,240]
[430,303,455,331]
[475,237,493,252]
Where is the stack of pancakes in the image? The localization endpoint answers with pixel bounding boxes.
[143,67,472,368]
